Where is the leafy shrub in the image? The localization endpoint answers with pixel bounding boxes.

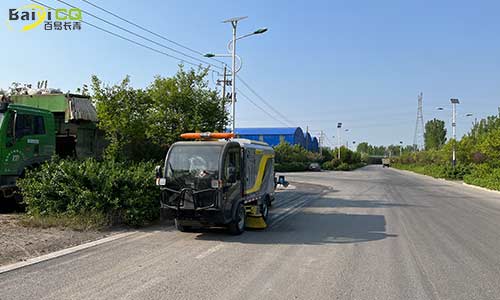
[393,163,471,180]
[464,164,500,191]
[336,162,351,171]
[17,158,160,227]
[275,162,309,172]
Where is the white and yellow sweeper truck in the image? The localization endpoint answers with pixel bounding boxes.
[155,132,275,235]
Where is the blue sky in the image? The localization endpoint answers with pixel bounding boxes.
[1,0,499,147]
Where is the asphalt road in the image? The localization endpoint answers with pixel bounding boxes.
[2,165,500,300]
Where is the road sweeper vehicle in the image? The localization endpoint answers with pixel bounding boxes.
[155,132,275,235]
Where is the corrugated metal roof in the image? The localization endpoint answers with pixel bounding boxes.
[233,127,300,135]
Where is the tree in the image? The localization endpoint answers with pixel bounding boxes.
[320,147,333,163]
[91,66,228,161]
[356,142,370,154]
[424,119,447,150]
[146,66,228,149]
[91,75,154,160]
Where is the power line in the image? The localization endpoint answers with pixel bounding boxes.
[236,89,290,127]
[30,0,206,68]
[79,0,225,65]
[75,0,294,128]
[56,0,221,70]
[237,75,296,127]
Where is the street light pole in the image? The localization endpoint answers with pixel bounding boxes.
[399,141,403,156]
[230,21,237,133]
[207,17,267,133]
[450,98,460,167]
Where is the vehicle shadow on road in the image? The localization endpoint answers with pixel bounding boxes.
[194,211,397,245]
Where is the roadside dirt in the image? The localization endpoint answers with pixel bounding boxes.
[0,214,117,266]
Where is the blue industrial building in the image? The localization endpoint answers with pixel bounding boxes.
[233,127,319,152]
[311,137,319,152]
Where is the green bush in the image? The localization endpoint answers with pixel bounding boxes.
[17,158,160,227]
[393,163,471,180]
[464,164,500,191]
[336,162,351,171]
[275,162,309,172]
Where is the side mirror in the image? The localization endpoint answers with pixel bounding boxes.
[155,165,166,186]
[155,165,163,178]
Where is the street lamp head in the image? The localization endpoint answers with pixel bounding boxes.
[223,16,248,23]
[436,107,444,111]
[204,53,216,58]
[450,98,460,104]
[253,27,268,34]
[465,113,473,117]
[337,122,342,128]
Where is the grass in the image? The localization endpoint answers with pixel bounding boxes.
[19,212,109,231]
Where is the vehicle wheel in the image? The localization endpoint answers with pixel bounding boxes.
[228,203,245,235]
[261,198,269,221]
[174,219,191,232]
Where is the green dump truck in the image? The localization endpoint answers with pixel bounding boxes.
[0,93,104,197]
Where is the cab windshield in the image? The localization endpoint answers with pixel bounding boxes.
[165,145,222,190]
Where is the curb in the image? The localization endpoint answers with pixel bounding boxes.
[392,168,500,195]
[0,231,137,274]
[462,182,500,195]
[390,168,452,182]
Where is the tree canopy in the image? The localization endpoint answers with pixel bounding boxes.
[424,118,447,150]
[91,66,228,161]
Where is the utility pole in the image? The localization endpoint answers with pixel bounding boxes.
[221,64,227,105]
[451,98,460,167]
[399,141,403,156]
[337,123,342,160]
[306,126,309,150]
[318,130,324,148]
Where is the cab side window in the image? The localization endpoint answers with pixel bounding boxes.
[224,149,241,181]
[34,116,46,135]
[15,114,34,139]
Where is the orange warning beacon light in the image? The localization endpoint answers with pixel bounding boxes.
[180,132,235,140]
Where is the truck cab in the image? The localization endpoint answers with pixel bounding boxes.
[0,103,55,190]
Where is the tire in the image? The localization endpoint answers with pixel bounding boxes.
[174,219,191,232]
[261,197,269,221]
[228,203,245,235]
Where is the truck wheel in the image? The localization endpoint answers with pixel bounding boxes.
[174,219,191,232]
[261,198,269,221]
[228,203,245,235]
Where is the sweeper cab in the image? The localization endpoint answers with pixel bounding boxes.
[155,132,275,235]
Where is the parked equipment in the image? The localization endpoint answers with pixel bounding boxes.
[156,133,275,234]
[0,93,104,197]
[382,157,391,168]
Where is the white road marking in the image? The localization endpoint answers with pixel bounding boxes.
[195,243,225,259]
[0,231,137,274]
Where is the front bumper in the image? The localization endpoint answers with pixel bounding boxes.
[160,187,225,225]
